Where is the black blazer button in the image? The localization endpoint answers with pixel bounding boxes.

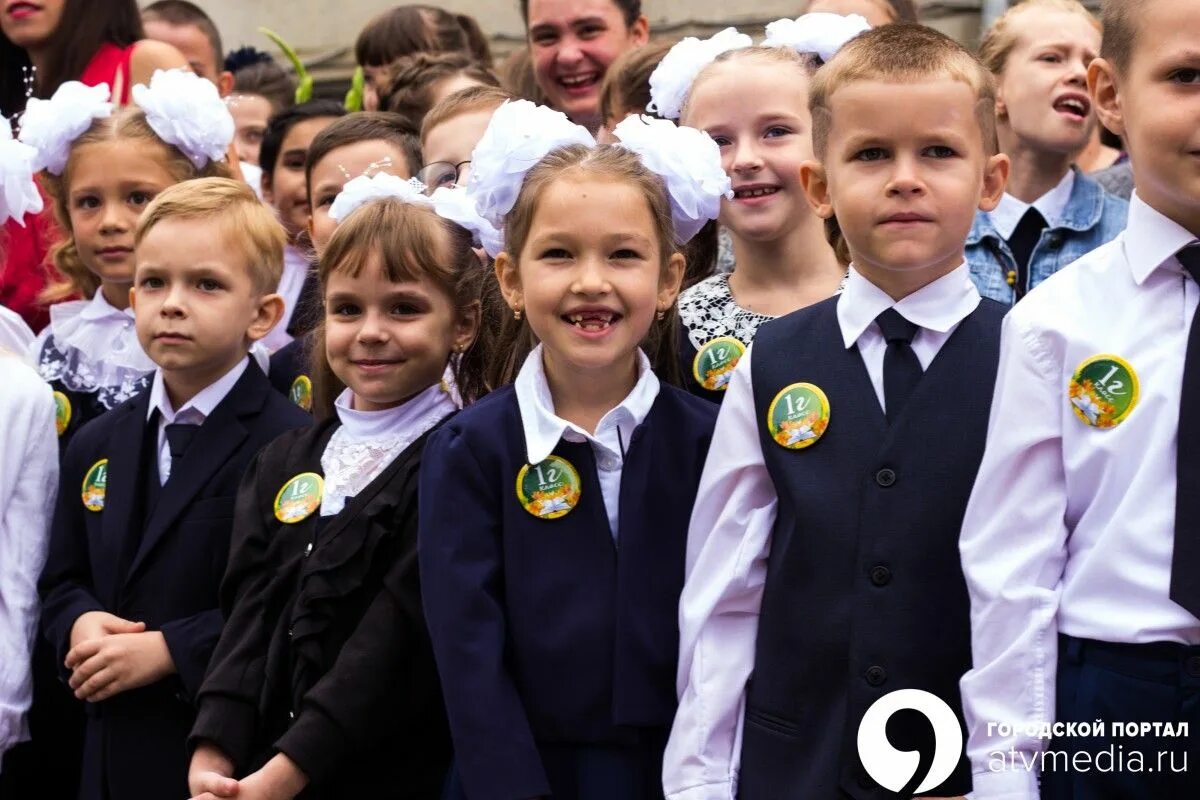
[870,565,892,587]
[875,468,897,487]
[865,666,887,687]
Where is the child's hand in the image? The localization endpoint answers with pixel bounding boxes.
[233,753,308,800]
[188,741,239,799]
[67,630,175,702]
[68,611,145,652]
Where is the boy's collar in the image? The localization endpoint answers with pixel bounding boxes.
[147,356,251,422]
[836,263,981,350]
[1123,192,1199,285]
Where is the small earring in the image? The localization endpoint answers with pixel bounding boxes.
[656,309,666,321]
[513,308,523,321]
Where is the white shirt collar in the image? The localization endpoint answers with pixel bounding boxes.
[1123,192,1199,285]
[836,263,982,350]
[146,356,250,423]
[332,382,457,440]
[79,289,135,322]
[988,169,1076,240]
[514,344,660,465]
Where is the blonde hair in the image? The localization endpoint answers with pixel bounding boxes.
[681,46,820,124]
[490,144,682,388]
[40,106,231,303]
[979,0,1101,76]
[809,24,998,160]
[135,177,285,294]
[311,198,486,416]
[420,84,515,145]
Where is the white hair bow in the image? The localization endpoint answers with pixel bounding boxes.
[646,27,753,121]
[761,13,871,63]
[0,123,43,224]
[17,81,113,175]
[132,69,235,169]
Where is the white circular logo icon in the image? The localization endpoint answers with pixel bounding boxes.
[856,689,963,794]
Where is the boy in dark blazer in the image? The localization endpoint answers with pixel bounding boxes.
[39,178,310,800]
[664,26,1011,800]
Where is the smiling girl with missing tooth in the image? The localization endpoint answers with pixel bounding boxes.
[417,101,722,800]
[661,15,867,403]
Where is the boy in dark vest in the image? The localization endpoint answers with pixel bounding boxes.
[663,25,1010,800]
[960,1,1200,797]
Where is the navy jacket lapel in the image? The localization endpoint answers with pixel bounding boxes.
[96,395,151,607]
[125,363,269,584]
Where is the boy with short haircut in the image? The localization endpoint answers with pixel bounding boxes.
[419,85,515,190]
[663,24,1008,800]
[959,1,1200,797]
[142,0,234,95]
[39,178,311,800]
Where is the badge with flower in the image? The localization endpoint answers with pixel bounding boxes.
[1068,355,1139,429]
[81,459,108,512]
[516,455,582,520]
[693,336,746,392]
[767,382,830,450]
[274,473,324,523]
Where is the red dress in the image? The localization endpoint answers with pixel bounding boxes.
[1,43,136,332]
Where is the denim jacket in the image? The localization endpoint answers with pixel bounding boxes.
[965,167,1129,304]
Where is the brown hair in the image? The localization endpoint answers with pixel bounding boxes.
[800,0,919,23]
[497,45,547,104]
[135,177,285,294]
[979,0,1101,76]
[520,0,642,27]
[355,5,492,70]
[40,106,232,303]
[421,85,516,145]
[599,39,672,124]
[142,0,222,68]
[310,198,487,417]
[381,52,499,127]
[1100,0,1140,74]
[682,46,821,124]
[489,143,684,388]
[230,57,297,114]
[809,24,998,160]
[304,112,423,202]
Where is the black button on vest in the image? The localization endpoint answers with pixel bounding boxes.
[875,467,896,487]
[869,565,892,587]
[865,666,887,687]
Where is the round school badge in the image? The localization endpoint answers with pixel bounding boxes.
[1068,354,1139,429]
[692,336,746,392]
[53,391,71,437]
[289,375,313,412]
[515,456,582,520]
[274,472,324,524]
[767,383,830,450]
[81,459,108,512]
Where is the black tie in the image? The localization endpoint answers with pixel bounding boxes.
[875,308,923,424]
[1007,207,1047,299]
[164,422,200,482]
[1172,246,1200,617]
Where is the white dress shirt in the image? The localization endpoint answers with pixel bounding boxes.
[514,344,659,540]
[260,245,310,354]
[987,169,1076,240]
[959,194,1199,800]
[145,357,250,484]
[0,355,57,760]
[664,263,982,800]
[321,384,457,516]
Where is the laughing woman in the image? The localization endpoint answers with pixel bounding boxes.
[965,0,1127,304]
[521,0,648,132]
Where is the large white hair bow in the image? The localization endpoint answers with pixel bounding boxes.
[132,69,235,169]
[0,123,43,225]
[613,115,731,244]
[464,100,593,229]
[761,13,871,63]
[17,81,113,175]
[430,186,504,258]
[646,27,753,121]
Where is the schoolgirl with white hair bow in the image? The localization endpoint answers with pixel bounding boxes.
[652,14,871,403]
[20,69,235,447]
[417,99,726,800]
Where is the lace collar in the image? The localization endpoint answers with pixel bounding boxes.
[677,273,776,350]
[319,384,457,516]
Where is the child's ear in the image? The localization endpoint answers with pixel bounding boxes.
[978,152,1011,213]
[494,252,524,316]
[658,252,686,311]
[799,160,835,220]
[1088,57,1125,138]
[454,299,482,353]
[245,292,286,343]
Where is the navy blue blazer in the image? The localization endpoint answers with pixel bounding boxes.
[38,360,310,800]
[418,383,716,800]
